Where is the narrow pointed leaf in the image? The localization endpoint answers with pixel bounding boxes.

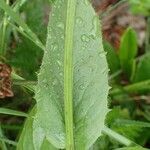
[34,0,109,149]
[0,108,28,117]
[119,27,138,79]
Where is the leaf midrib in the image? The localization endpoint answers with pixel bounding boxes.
[64,0,77,149]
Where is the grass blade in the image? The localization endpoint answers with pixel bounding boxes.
[0,108,28,117]
[102,126,135,147]
[0,0,45,50]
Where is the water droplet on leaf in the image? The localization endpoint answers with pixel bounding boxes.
[57,22,64,29]
[81,34,90,42]
[76,17,83,25]
[79,84,85,90]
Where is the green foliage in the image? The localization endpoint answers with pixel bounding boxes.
[33,0,109,149]
[0,0,150,149]
[119,27,138,80]
[106,108,143,141]
[134,53,150,82]
[129,0,150,16]
[22,0,48,42]
[8,38,43,80]
[0,0,45,50]
[17,107,57,150]
[104,41,120,74]
[7,0,48,80]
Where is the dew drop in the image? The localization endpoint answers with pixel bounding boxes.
[82,46,86,50]
[79,83,85,90]
[76,17,83,25]
[45,51,48,54]
[51,43,58,52]
[61,35,64,39]
[81,34,90,42]
[52,79,57,86]
[57,22,64,29]
[57,60,62,66]
[90,16,98,39]
[59,72,63,76]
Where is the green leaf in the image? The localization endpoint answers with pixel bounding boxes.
[103,41,120,74]
[34,0,109,149]
[134,53,150,82]
[0,108,28,117]
[106,108,143,141]
[119,27,138,79]
[17,106,57,150]
[8,38,43,80]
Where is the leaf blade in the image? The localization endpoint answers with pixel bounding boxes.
[34,0,109,149]
[17,106,58,150]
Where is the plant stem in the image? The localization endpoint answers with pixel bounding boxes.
[110,79,150,96]
[0,0,9,56]
[64,0,76,149]
[102,126,135,146]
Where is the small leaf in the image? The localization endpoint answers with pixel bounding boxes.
[133,53,150,82]
[17,106,57,150]
[34,0,109,149]
[119,27,138,79]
